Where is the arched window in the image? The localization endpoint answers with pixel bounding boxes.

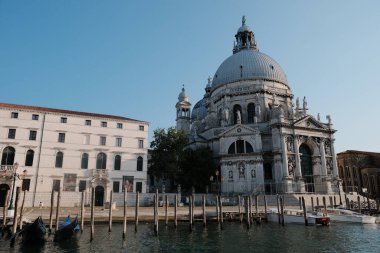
[236,140,245,153]
[81,153,89,169]
[247,103,255,123]
[246,142,253,153]
[233,104,242,124]
[299,144,313,192]
[228,141,254,154]
[1,146,15,165]
[25,150,34,167]
[114,155,121,170]
[137,156,143,171]
[55,152,63,168]
[96,152,107,170]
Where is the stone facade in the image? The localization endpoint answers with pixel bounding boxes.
[176,18,340,194]
[0,102,148,207]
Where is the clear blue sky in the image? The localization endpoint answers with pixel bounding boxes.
[1,0,379,153]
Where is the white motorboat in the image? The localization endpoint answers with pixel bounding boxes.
[326,208,376,224]
[267,208,330,225]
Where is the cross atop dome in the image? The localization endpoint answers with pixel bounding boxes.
[242,15,246,26]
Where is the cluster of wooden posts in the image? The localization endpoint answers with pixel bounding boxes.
[1,187,28,234]
[2,185,376,241]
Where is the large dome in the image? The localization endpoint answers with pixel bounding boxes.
[191,99,207,121]
[211,49,288,88]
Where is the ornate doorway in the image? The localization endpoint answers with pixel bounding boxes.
[299,144,314,192]
[95,185,104,206]
[0,184,10,207]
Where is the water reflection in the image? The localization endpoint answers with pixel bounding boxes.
[0,223,379,252]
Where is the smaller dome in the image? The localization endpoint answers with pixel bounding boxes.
[191,99,207,121]
[237,25,251,33]
[178,87,188,102]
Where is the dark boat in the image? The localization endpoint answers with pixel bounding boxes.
[21,216,47,244]
[54,216,78,242]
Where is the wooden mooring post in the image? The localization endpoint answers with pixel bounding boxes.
[216,195,220,223]
[12,187,21,234]
[2,189,9,231]
[90,187,95,241]
[333,196,337,206]
[302,197,308,226]
[154,190,158,236]
[80,191,84,232]
[135,191,139,232]
[189,195,193,232]
[276,195,281,224]
[174,194,178,228]
[316,197,320,207]
[49,188,55,231]
[299,197,302,210]
[329,196,333,208]
[280,196,285,226]
[322,196,327,215]
[246,196,251,228]
[238,195,242,223]
[255,195,259,219]
[202,194,206,227]
[264,195,268,221]
[123,187,128,238]
[19,190,26,230]
[357,196,361,213]
[165,195,168,226]
[55,189,61,233]
[108,190,113,232]
[311,196,314,211]
[219,196,223,230]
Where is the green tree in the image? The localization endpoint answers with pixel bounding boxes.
[149,127,188,189]
[178,147,216,193]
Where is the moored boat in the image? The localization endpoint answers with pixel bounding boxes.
[54,216,79,242]
[326,208,376,224]
[267,208,330,226]
[21,216,47,244]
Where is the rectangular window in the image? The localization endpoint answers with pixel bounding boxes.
[11,112,18,119]
[63,173,77,191]
[32,114,39,120]
[58,133,65,143]
[101,121,107,127]
[139,125,144,131]
[83,135,90,145]
[136,182,142,193]
[113,181,120,193]
[116,137,122,147]
[85,120,91,126]
[100,136,106,146]
[117,123,123,129]
[53,179,61,191]
[29,130,37,141]
[79,180,87,192]
[22,179,31,191]
[8,129,16,139]
[61,117,67,123]
[138,139,144,149]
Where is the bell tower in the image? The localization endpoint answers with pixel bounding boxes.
[176,85,191,133]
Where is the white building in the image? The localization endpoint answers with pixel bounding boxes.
[176,17,340,194]
[0,102,148,207]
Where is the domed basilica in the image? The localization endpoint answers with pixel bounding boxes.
[176,17,340,194]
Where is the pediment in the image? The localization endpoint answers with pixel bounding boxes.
[293,115,327,130]
[219,124,259,137]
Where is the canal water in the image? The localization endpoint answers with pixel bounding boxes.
[0,222,379,253]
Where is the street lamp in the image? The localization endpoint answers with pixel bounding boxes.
[8,162,19,211]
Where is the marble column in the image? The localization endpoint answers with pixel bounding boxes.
[294,136,302,177]
[330,139,339,177]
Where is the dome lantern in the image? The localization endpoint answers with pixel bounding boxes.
[233,16,258,54]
